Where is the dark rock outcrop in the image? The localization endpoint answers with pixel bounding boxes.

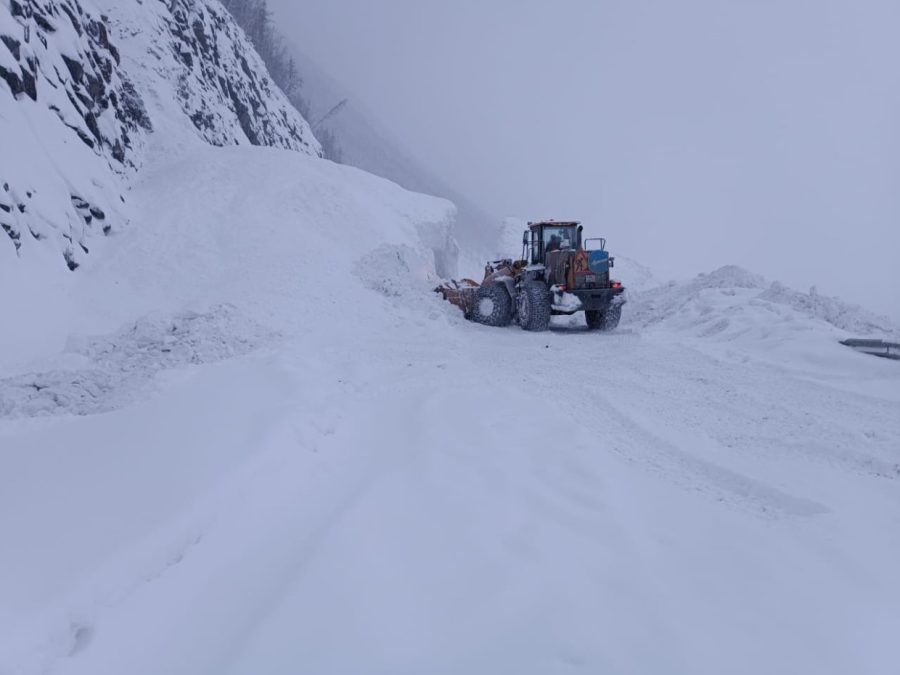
[2,0,151,164]
[159,0,320,152]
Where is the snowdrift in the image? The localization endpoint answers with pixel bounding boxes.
[621,265,900,383]
[75,144,456,331]
[1,141,456,371]
[626,265,899,345]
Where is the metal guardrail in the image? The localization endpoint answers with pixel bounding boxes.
[840,339,900,360]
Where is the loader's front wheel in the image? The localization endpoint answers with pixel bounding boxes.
[468,283,513,327]
[517,281,552,332]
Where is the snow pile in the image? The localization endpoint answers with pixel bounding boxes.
[0,142,457,375]
[759,281,897,336]
[626,265,899,341]
[0,304,272,418]
[0,0,320,271]
[65,145,456,334]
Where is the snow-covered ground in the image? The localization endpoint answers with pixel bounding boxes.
[1,142,899,675]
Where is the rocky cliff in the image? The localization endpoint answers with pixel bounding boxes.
[0,0,320,270]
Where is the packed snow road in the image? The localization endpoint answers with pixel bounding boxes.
[2,147,898,675]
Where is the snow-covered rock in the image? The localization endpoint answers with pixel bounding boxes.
[0,0,149,269]
[96,0,319,155]
[0,0,320,271]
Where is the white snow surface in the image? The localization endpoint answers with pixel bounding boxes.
[1,144,899,675]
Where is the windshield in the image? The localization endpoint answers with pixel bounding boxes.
[543,226,577,253]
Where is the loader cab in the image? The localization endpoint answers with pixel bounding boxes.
[523,221,582,265]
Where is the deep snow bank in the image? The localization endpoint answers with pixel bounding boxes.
[2,141,457,372]
[76,144,456,333]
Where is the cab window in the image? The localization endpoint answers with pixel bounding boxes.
[543,226,577,252]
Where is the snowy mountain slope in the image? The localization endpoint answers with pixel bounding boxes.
[0,0,319,271]
[93,0,319,156]
[1,135,899,675]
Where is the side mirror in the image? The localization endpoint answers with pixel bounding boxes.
[609,257,615,268]
[522,231,528,246]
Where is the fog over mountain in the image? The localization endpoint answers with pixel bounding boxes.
[269,0,900,318]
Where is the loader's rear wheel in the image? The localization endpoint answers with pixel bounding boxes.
[468,283,513,327]
[585,305,622,331]
[517,281,552,332]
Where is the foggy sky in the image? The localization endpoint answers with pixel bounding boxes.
[269,0,899,318]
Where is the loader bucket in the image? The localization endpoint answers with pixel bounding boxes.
[435,279,480,315]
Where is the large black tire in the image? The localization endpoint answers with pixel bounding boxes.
[468,283,513,327]
[585,304,622,331]
[517,281,552,332]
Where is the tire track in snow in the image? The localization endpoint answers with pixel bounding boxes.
[600,342,900,484]
[587,401,830,518]
[6,358,429,675]
[461,331,831,519]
